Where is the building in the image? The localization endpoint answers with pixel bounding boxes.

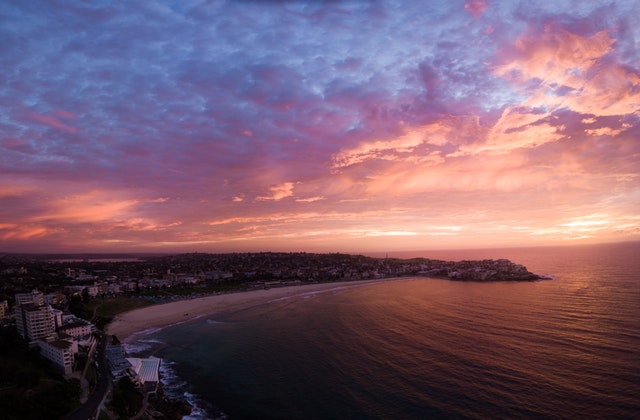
[106,345,161,393]
[16,304,55,342]
[52,308,64,330]
[58,321,93,338]
[85,285,100,298]
[43,292,65,306]
[106,344,132,379]
[15,290,44,307]
[127,357,161,393]
[38,337,77,375]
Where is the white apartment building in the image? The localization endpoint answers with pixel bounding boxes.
[16,304,55,342]
[39,337,77,375]
[15,290,44,307]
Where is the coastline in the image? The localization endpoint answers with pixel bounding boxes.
[105,279,393,342]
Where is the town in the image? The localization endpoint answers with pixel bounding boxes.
[0,252,545,418]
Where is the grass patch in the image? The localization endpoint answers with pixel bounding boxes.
[84,297,156,329]
[86,297,156,318]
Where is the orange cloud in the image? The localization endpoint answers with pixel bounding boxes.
[456,110,563,155]
[332,122,450,170]
[584,126,628,137]
[256,182,295,201]
[494,27,640,117]
[0,224,58,240]
[37,191,139,223]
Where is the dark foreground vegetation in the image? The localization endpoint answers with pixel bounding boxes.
[0,328,81,419]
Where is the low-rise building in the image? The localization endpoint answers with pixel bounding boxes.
[38,337,77,375]
[58,321,93,338]
[106,344,132,379]
[127,357,161,393]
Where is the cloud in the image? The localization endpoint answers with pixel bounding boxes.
[494,26,640,117]
[29,113,78,133]
[1,1,638,252]
[465,0,488,17]
[295,196,326,203]
[331,122,451,169]
[256,182,295,201]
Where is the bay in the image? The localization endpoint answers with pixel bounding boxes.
[127,242,640,419]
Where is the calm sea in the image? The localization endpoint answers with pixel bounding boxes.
[127,242,640,419]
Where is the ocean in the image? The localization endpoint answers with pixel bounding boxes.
[126,242,640,419]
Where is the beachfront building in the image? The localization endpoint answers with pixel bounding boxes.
[106,344,132,379]
[127,357,161,393]
[106,344,161,393]
[58,320,94,338]
[38,337,77,375]
[16,303,55,342]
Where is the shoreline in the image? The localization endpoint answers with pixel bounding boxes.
[105,279,395,342]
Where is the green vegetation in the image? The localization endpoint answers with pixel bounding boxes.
[142,282,248,297]
[72,296,156,329]
[86,362,97,389]
[0,327,81,419]
[109,376,143,419]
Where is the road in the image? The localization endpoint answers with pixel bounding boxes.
[64,332,111,420]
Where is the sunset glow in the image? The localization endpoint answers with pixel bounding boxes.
[1,1,639,253]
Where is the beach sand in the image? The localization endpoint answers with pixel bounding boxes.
[105,279,388,342]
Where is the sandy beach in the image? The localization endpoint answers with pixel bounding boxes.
[105,279,389,342]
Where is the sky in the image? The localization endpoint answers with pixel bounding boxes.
[1,0,639,254]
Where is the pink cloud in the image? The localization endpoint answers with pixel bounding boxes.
[54,109,76,118]
[464,0,488,17]
[256,182,295,201]
[30,113,78,133]
[494,26,640,117]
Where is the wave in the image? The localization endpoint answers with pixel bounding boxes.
[266,280,387,304]
[124,337,169,355]
[161,363,225,419]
